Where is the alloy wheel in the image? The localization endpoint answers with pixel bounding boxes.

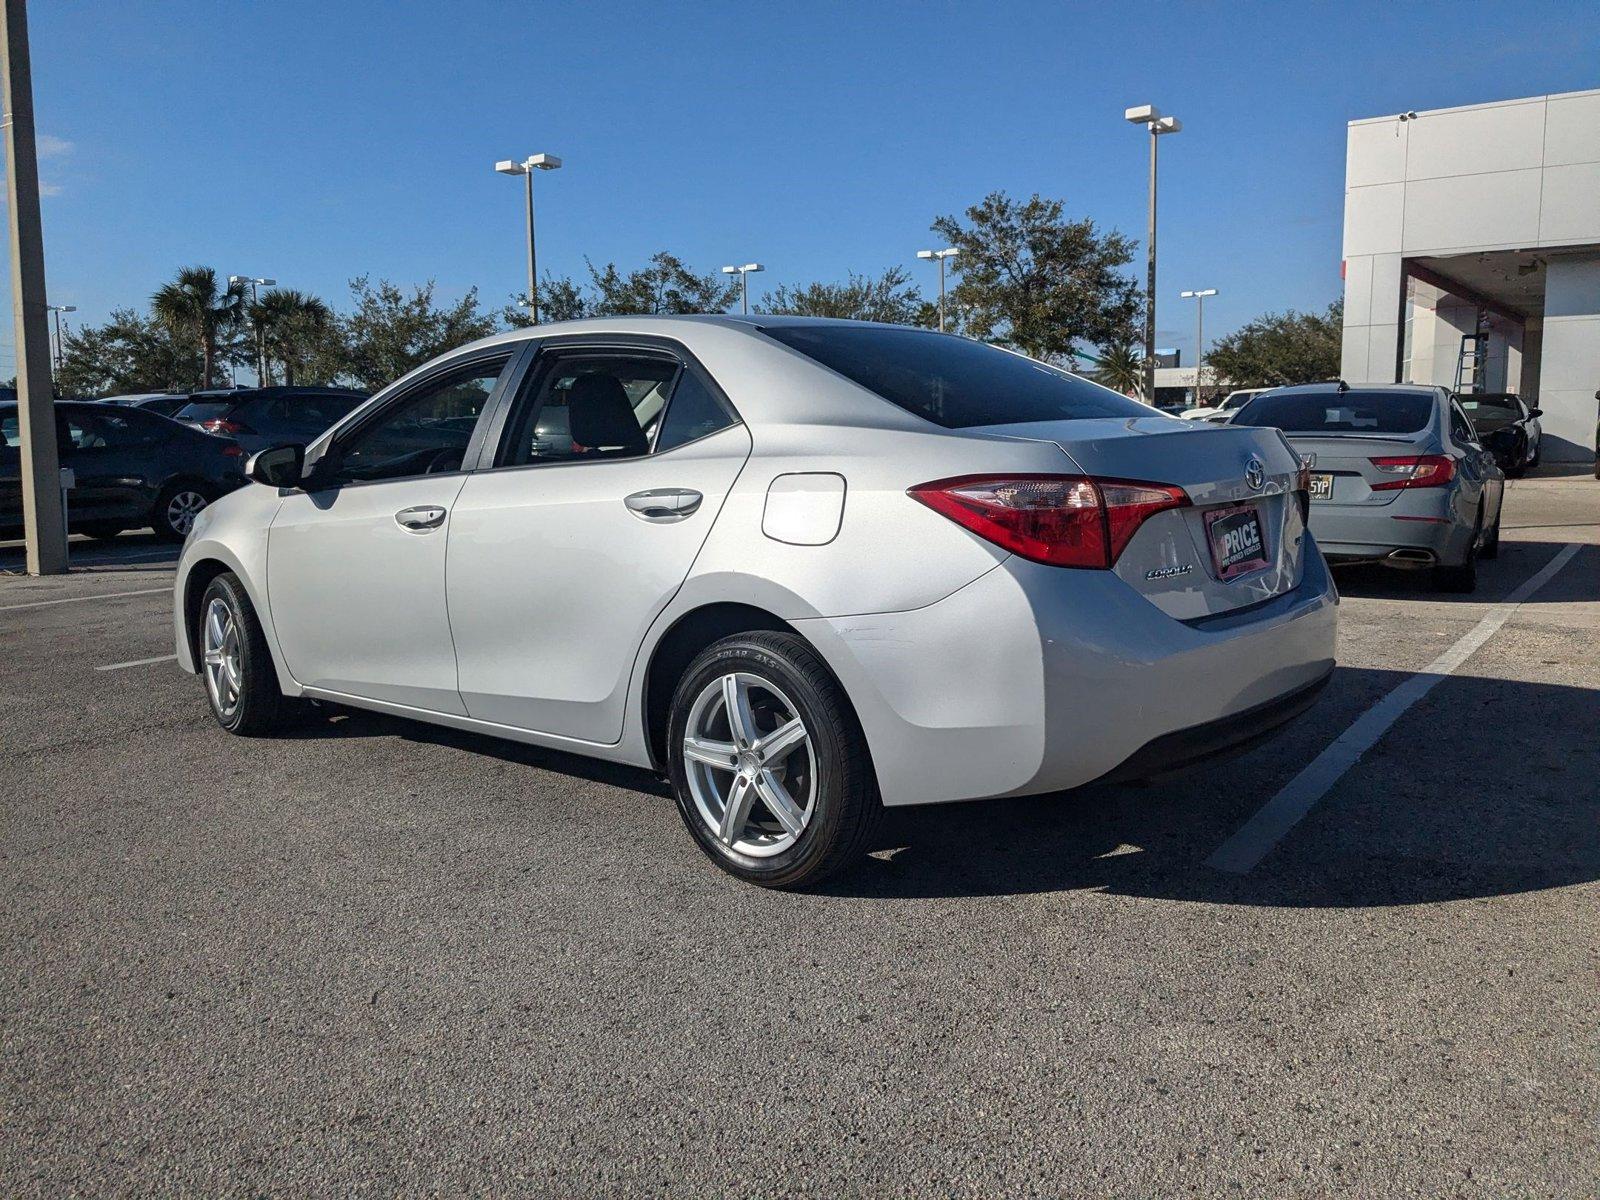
[202,596,243,719]
[682,671,816,857]
[166,490,208,536]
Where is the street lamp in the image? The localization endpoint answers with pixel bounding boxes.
[1125,104,1181,402]
[495,153,562,323]
[916,248,959,332]
[720,262,763,314]
[1179,288,1217,407]
[45,304,74,379]
[230,276,276,385]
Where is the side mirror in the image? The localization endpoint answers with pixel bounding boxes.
[1528,407,1543,418]
[246,443,305,488]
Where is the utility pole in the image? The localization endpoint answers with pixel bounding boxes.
[47,302,73,379]
[4,0,66,573]
[1180,288,1217,406]
[1125,104,1182,403]
[494,154,562,323]
[720,263,763,315]
[916,248,959,332]
[230,275,274,384]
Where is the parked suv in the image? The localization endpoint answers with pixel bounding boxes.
[175,387,367,455]
[1,401,248,541]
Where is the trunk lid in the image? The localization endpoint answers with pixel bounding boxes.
[1286,432,1429,508]
[980,417,1308,619]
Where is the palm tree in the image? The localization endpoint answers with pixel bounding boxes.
[151,266,245,389]
[1082,342,1146,400]
[250,289,334,386]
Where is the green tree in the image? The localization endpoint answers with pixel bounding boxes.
[931,192,1141,362]
[250,289,339,386]
[341,277,499,390]
[586,252,739,315]
[1205,300,1343,389]
[502,273,593,328]
[1080,342,1146,398]
[759,266,932,325]
[57,308,204,397]
[150,265,246,389]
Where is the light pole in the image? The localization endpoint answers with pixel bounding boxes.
[45,302,73,379]
[720,263,763,314]
[229,275,274,385]
[1179,288,1217,407]
[916,247,959,332]
[1125,104,1181,403]
[495,153,562,323]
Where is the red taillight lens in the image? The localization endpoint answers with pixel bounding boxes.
[220,443,244,457]
[201,418,251,435]
[1369,454,1455,490]
[908,474,1189,569]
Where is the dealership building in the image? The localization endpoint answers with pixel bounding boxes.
[1341,88,1600,462]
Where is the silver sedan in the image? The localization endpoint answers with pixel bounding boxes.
[1230,382,1505,593]
[173,317,1337,888]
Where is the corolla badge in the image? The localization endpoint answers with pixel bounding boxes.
[1145,563,1193,581]
[1244,457,1265,490]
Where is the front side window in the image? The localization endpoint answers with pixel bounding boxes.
[762,324,1148,429]
[499,354,678,467]
[327,357,508,485]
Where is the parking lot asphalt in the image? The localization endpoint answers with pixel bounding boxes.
[3,470,1597,1197]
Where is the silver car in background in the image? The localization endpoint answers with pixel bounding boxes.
[173,317,1337,888]
[1231,382,1504,593]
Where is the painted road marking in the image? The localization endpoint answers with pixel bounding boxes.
[0,586,170,613]
[1206,542,1585,875]
[96,653,179,672]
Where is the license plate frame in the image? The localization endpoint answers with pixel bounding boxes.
[1205,503,1270,581]
[1308,472,1334,500]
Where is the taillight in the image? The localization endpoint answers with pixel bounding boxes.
[1369,454,1455,490]
[201,418,252,435]
[908,474,1189,569]
[220,444,244,457]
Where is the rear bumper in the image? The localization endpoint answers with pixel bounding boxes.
[795,539,1339,807]
[1311,496,1473,566]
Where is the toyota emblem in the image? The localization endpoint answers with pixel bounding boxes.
[1245,457,1265,490]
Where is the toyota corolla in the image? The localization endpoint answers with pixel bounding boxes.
[173,317,1337,888]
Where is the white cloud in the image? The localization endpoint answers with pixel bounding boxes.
[37,134,73,158]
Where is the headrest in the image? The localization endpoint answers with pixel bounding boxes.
[567,374,646,454]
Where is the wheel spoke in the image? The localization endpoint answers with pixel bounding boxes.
[721,674,755,747]
[205,605,226,648]
[719,774,756,844]
[684,736,737,769]
[753,718,807,768]
[755,770,806,837]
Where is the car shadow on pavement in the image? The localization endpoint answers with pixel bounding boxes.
[1331,539,1595,603]
[822,667,1600,908]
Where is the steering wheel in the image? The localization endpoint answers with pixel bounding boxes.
[422,446,462,475]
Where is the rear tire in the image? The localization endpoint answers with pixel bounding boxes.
[666,631,881,889]
[78,522,127,542]
[1432,511,1481,593]
[199,572,296,735]
[1480,512,1501,560]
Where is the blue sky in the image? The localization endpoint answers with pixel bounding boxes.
[9,0,1598,378]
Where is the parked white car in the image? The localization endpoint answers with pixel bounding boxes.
[173,317,1338,887]
[1180,388,1271,423]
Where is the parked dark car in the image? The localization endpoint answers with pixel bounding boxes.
[100,393,192,418]
[0,401,247,541]
[174,386,368,455]
[1457,392,1542,476]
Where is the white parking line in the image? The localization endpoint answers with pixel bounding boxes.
[0,586,170,612]
[1206,542,1585,875]
[96,653,178,672]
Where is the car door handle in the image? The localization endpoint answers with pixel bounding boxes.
[395,505,447,531]
[624,488,702,522]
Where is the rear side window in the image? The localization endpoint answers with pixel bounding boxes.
[654,371,736,453]
[1232,390,1434,435]
[762,325,1149,429]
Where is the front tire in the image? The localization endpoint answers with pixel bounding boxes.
[154,483,212,542]
[199,572,295,735]
[666,631,881,889]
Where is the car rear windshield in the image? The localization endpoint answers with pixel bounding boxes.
[175,401,236,422]
[761,324,1150,429]
[1232,390,1434,435]
[1459,395,1520,416]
